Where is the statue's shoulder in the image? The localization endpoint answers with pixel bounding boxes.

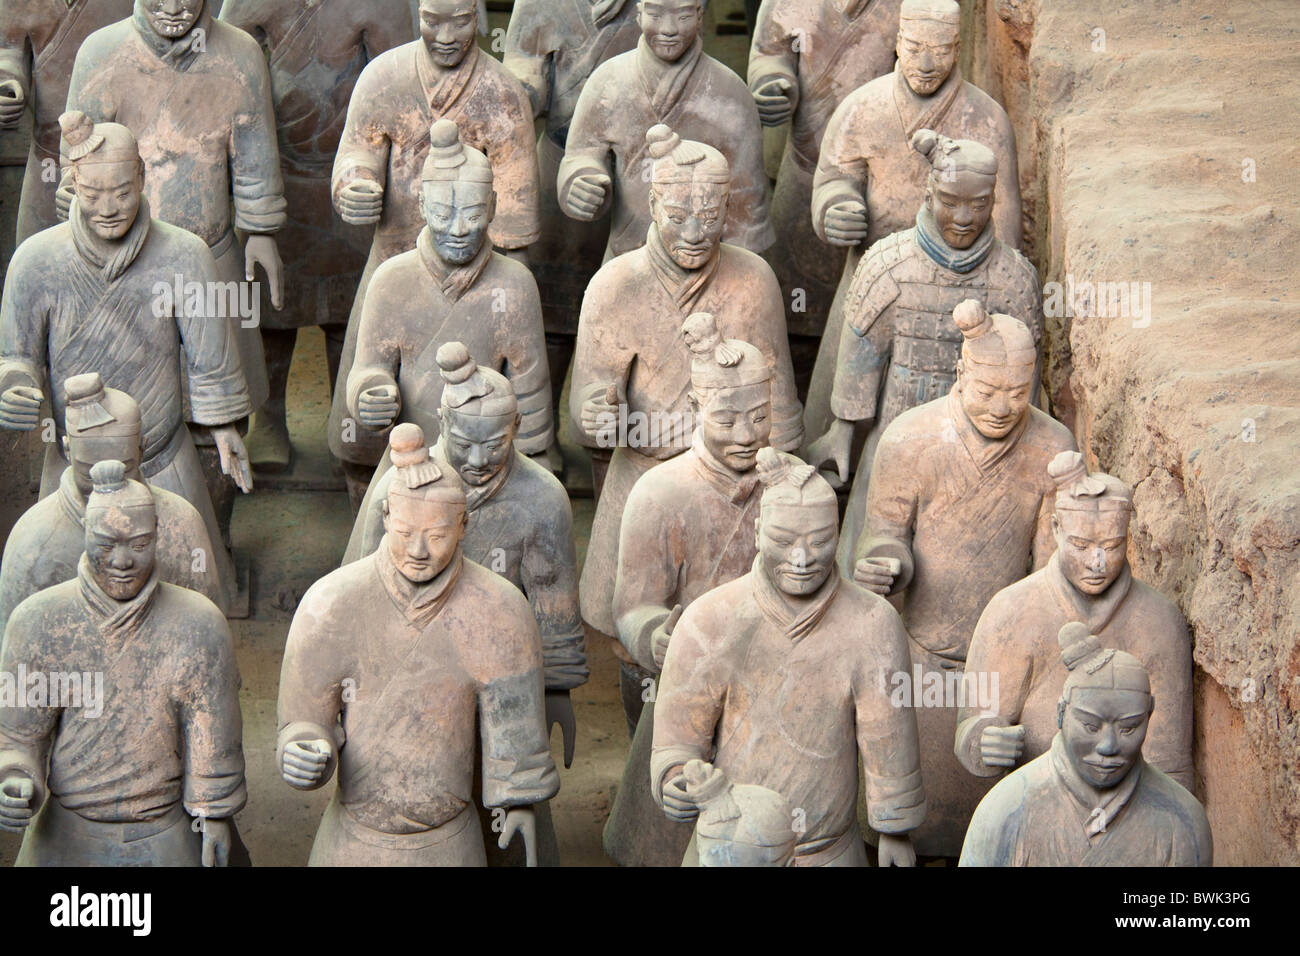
[150,485,208,536]
[456,556,533,624]
[1139,762,1211,834]
[1023,406,1077,456]
[508,453,571,514]
[79,17,135,59]
[156,581,227,633]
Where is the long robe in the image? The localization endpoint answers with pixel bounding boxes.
[603,431,762,866]
[571,230,802,634]
[957,553,1194,788]
[652,564,926,866]
[504,0,640,333]
[276,546,559,866]
[65,4,290,409]
[959,736,1212,867]
[0,0,133,243]
[858,388,1076,857]
[0,564,245,866]
[829,225,1042,574]
[219,0,414,330]
[339,234,551,466]
[558,36,775,261]
[805,66,1021,440]
[747,0,900,336]
[0,208,251,609]
[0,468,226,635]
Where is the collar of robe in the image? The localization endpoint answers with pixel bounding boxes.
[76,552,161,640]
[636,34,704,118]
[690,428,760,505]
[131,2,213,72]
[416,40,481,115]
[374,538,463,630]
[645,223,720,313]
[749,555,840,645]
[945,385,1029,475]
[591,0,630,28]
[915,204,996,274]
[1047,549,1134,635]
[70,196,152,284]
[1049,732,1143,839]
[892,61,964,140]
[417,226,493,303]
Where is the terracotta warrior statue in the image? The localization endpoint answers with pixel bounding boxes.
[683,759,797,867]
[958,452,1194,788]
[960,623,1212,866]
[652,448,926,866]
[603,315,773,867]
[342,120,552,506]
[748,0,902,335]
[852,300,1075,859]
[805,0,1021,445]
[503,0,640,396]
[558,0,774,261]
[276,439,559,866]
[807,130,1041,572]
[0,0,132,243]
[219,0,414,472]
[1,374,225,635]
[0,114,252,615]
[0,459,246,866]
[572,126,801,653]
[326,0,541,499]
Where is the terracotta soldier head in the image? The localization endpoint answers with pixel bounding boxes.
[637,0,703,63]
[62,374,145,498]
[896,0,961,96]
[419,0,480,69]
[381,423,468,583]
[83,459,158,602]
[646,125,730,270]
[58,111,145,242]
[682,312,771,473]
[912,129,998,252]
[139,0,206,40]
[753,449,839,596]
[1056,622,1154,790]
[435,342,520,486]
[683,759,797,867]
[951,299,1037,440]
[422,120,496,266]
[1048,452,1134,597]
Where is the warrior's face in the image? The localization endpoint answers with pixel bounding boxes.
[756,503,838,597]
[420,0,479,68]
[651,181,727,269]
[1062,687,1151,789]
[1052,509,1130,596]
[691,380,772,473]
[85,506,157,601]
[383,494,466,583]
[144,0,204,38]
[638,0,702,62]
[926,168,995,249]
[423,180,495,266]
[896,20,959,96]
[955,359,1034,439]
[65,434,144,499]
[74,160,145,241]
[440,410,518,486]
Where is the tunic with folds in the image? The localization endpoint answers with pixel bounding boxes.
[219,0,414,330]
[957,553,1194,789]
[652,565,926,866]
[66,5,290,409]
[747,0,900,335]
[0,564,246,866]
[805,65,1021,440]
[603,432,763,866]
[858,388,1076,857]
[959,736,1212,867]
[570,228,802,634]
[276,546,559,866]
[559,36,775,261]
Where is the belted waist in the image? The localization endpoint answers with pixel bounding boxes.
[44,798,189,844]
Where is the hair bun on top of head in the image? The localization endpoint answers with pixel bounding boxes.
[89,458,127,494]
[952,299,993,338]
[60,110,105,161]
[682,312,744,368]
[1058,622,1104,671]
[435,342,476,384]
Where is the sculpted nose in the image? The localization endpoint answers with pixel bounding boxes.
[1096,726,1120,757]
[1088,547,1107,572]
[110,546,134,570]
